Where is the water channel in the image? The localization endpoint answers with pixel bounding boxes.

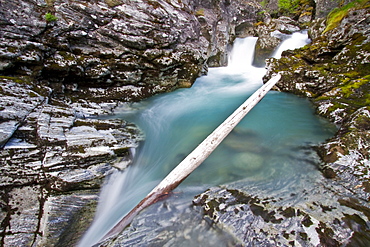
[80,32,337,246]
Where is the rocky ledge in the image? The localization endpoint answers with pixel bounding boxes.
[1,0,369,246]
[0,0,266,101]
[263,2,370,200]
[0,76,144,246]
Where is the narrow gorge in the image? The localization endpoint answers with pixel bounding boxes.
[0,0,369,246]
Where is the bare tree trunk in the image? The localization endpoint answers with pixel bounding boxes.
[100,73,281,244]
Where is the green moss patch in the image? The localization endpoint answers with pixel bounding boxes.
[323,0,370,33]
[44,13,58,22]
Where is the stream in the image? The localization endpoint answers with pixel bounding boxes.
[79,32,337,246]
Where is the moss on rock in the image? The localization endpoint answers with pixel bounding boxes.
[264,4,370,202]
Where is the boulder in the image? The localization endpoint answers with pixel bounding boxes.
[253,16,302,67]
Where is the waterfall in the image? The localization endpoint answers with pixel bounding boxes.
[79,31,335,246]
[273,31,310,59]
[227,37,258,72]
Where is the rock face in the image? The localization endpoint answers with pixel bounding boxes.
[193,180,370,246]
[0,0,267,245]
[1,0,207,101]
[253,16,302,67]
[0,76,144,246]
[0,0,264,102]
[315,0,353,18]
[1,0,369,246]
[261,4,370,245]
[260,0,353,19]
[191,0,266,67]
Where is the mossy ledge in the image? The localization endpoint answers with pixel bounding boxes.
[263,3,370,202]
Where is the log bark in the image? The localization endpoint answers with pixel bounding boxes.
[100,73,281,243]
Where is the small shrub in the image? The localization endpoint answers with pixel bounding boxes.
[44,13,58,22]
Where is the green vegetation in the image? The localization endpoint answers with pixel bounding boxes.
[275,0,315,21]
[44,13,58,22]
[259,0,268,7]
[278,0,299,12]
[323,0,370,33]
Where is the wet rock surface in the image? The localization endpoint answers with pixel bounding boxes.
[263,4,370,197]
[98,189,243,247]
[0,0,264,101]
[260,4,370,245]
[0,76,144,246]
[193,180,370,246]
[0,0,265,245]
[1,0,369,246]
[253,16,303,67]
[191,0,266,67]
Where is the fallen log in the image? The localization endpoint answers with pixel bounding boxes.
[100,73,281,244]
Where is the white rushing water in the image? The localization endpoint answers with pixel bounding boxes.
[273,31,310,59]
[79,31,335,246]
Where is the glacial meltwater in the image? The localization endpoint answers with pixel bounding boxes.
[80,32,337,246]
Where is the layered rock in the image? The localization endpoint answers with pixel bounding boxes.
[1,0,206,101]
[193,181,370,246]
[261,2,370,239]
[0,76,144,246]
[0,0,267,245]
[0,0,265,102]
